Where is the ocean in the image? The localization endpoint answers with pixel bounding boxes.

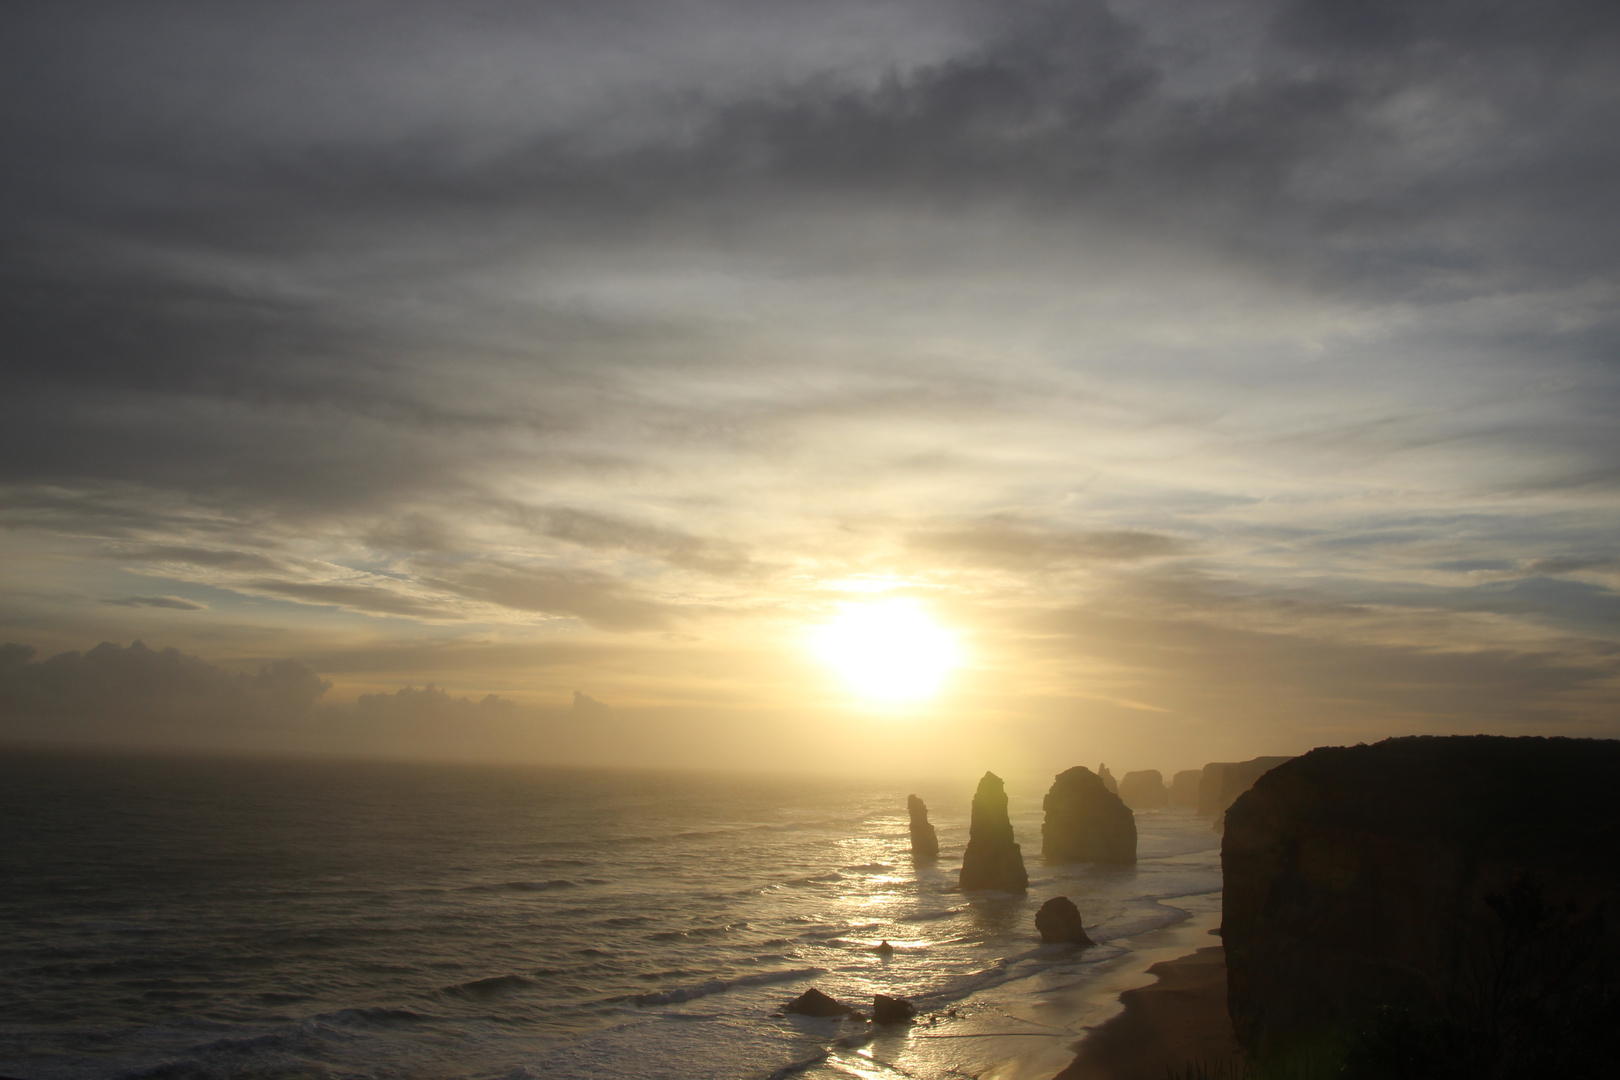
[0,750,1222,1080]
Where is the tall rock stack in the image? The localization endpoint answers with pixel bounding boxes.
[906,794,939,858]
[958,772,1028,893]
[1097,763,1119,794]
[1169,768,1202,808]
[1042,766,1137,864]
[1119,769,1169,810]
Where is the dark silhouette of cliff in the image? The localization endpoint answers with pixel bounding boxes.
[959,771,1028,892]
[1223,735,1620,1070]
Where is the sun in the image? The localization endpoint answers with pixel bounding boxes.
[810,598,963,705]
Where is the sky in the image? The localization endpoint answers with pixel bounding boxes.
[2,0,1618,778]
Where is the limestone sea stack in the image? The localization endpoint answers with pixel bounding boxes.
[958,772,1028,893]
[1042,766,1136,864]
[1096,763,1119,794]
[906,794,939,858]
[1196,756,1293,829]
[1118,769,1169,810]
[1224,735,1620,1062]
[1169,768,1202,808]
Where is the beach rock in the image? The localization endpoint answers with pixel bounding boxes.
[1041,766,1136,864]
[958,771,1028,893]
[1169,769,1202,808]
[1118,769,1169,810]
[872,994,916,1024]
[1035,896,1094,945]
[785,987,858,1018]
[1096,763,1119,794]
[1223,736,1620,1061]
[1196,756,1292,828]
[907,794,939,858]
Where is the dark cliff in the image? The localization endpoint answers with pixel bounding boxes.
[1042,766,1136,864]
[1223,735,1620,1059]
[959,771,1028,892]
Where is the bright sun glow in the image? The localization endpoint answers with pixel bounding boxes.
[810,598,963,705]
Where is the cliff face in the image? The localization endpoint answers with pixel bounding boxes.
[959,771,1028,892]
[1196,756,1293,824]
[1119,769,1169,810]
[1042,766,1136,864]
[1223,736,1620,1057]
[1169,769,1202,808]
[907,794,939,858]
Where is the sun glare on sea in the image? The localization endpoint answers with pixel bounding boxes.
[810,598,962,705]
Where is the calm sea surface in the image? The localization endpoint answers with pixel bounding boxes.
[0,750,1221,1080]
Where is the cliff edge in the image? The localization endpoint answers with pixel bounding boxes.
[1223,735,1620,1059]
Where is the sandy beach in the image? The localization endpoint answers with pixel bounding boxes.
[1054,943,1241,1080]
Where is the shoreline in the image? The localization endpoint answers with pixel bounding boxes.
[975,908,1229,1080]
[1052,941,1241,1080]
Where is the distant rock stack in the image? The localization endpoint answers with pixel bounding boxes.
[906,794,939,858]
[1169,769,1202,808]
[1197,756,1294,831]
[1042,766,1137,864]
[1097,763,1119,794]
[1119,769,1169,810]
[958,772,1028,893]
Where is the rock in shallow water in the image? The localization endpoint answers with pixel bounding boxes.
[872,994,916,1024]
[1042,766,1136,864]
[1035,896,1094,945]
[784,987,858,1018]
[958,771,1028,893]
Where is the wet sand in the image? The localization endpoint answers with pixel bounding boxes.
[1053,944,1242,1080]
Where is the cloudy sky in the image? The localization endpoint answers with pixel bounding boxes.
[2,0,1617,776]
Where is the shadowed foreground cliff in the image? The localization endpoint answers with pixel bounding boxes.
[1223,735,1620,1071]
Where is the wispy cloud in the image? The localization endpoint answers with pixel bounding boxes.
[1,0,1617,766]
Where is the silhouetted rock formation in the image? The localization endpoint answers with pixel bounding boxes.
[785,987,859,1018]
[1119,769,1169,810]
[1096,763,1119,793]
[958,772,1028,893]
[1196,756,1292,828]
[1169,768,1202,808]
[906,794,939,858]
[872,994,916,1024]
[1035,896,1094,944]
[1224,736,1620,1062]
[1042,766,1136,864]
